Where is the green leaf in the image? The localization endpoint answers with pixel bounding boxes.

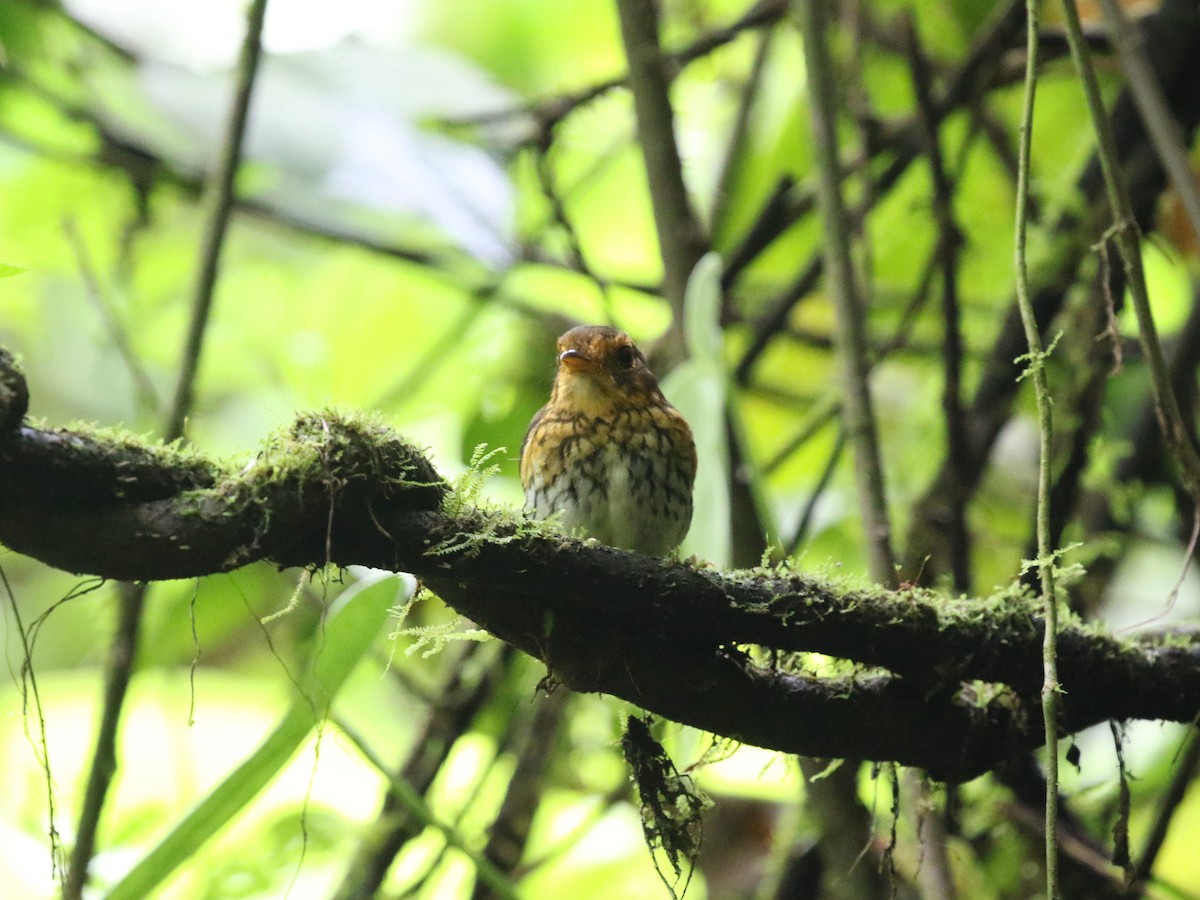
[0,263,25,279]
[106,572,403,900]
[662,253,731,566]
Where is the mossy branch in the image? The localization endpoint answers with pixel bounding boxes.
[3,355,1200,781]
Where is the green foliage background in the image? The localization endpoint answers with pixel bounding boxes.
[2,0,1200,896]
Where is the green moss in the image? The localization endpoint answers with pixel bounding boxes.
[61,419,224,480]
[429,442,564,557]
[215,409,445,513]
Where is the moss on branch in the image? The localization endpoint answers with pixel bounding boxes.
[1,351,1197,779]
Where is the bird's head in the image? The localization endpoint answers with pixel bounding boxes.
[549,325,664,414]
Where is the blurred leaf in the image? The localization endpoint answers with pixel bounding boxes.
[82,40,518,265]
[663,252,730,566]
[0,1,45,61]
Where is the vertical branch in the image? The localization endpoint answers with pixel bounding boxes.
[64,582,145,900]
[614,0,774,568]
[1096,0,1200,244]
[793,5,895,898]
[471,689,571,898]
[904,18,970,593]
[1047,22,1200,887]
[614,0,709,357]
[903,0,1200,584]
[907,770,957,900]
[796,0,897,587]
[64,3,270,897]
[1013,2,1059,897]
[1054,0,1200,500]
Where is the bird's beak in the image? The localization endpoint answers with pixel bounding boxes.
[558,348,598,373]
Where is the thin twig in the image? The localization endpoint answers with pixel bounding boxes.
[903,0,1200,582]
[763,393,841,476]
[843,0,877,314]
[1017,269,1119,601]
[439,0,787,134]
[798,758,889,898]
[1004,800,1126,889]
[732,247,820,386]
[372,302,488,412]
[1118,507,1200,634]
[166,0,271,442]
[1069,282,1200,618]
[332,644,512,900]
[1046,6,1200,879]
[1013,1,1060,896]
[905,17,971,594]
[724,0,1025,299]
[762,238,947,514]
[333,715,520,900]
[531,143,617,323]
[784,426,846,557]
[709,25,775,247]
[907,770,957,900]
[1133,725,1200,888]
[62,218,161,415]
[2,565,66,883]
[971,101,1043,222]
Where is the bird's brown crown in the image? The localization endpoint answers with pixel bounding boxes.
[548,325,665,417]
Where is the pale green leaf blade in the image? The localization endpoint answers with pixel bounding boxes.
[662,252,730,566]
[106,572,402,900]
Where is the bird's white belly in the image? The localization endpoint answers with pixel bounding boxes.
[528,441,682,555]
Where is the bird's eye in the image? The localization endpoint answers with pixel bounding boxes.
[614,344,635,369]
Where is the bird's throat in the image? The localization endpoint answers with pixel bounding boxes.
[551,372,620,418]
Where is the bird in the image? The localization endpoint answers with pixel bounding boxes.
[520,325,696,556]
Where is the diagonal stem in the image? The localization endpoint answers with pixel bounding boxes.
[1055,0,1200,502]
[166,0,271,443]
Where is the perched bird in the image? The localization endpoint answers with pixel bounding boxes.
[520,325,696,556]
